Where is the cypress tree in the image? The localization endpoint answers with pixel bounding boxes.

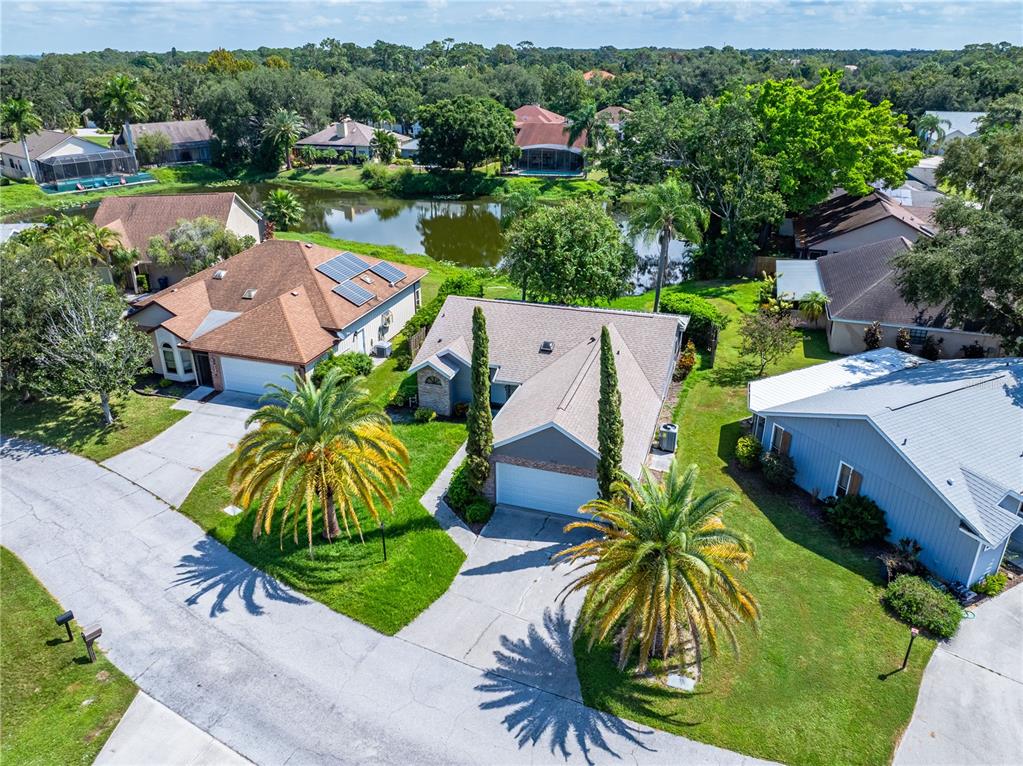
[597,325,624,499]
[466,306,493,489]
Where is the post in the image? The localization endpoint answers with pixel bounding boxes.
[81,624,103,663]
[380,520,388,562]
[901,627,920,671]
[55,610,74,642]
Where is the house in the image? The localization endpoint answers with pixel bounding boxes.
[128,240,426,394]
[411,297,686,516]
[747,351,1022,586]
[93,193,263,292]
[925,110,986,150]
[792,190,935,257]
[114,119,214,164]
[295,119,411,160]
[595,106,631,132]
[0,129,136,184]
[776,238,1001,357]
[511,105,585,176]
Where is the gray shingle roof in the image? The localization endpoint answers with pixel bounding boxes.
[0,129,73,159]
[795,190,935,249]
[116,119,213,147]
[296,119,409,150]
[925,111,986,137]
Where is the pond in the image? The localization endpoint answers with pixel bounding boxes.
[24,181,693,292]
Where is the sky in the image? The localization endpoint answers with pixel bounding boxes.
[0,0,1020,56]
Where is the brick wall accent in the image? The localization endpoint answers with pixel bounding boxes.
[417,368,451,416]
[211,354,225,391]
[484,453,598,503]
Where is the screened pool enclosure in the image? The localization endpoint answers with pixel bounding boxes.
[36,149,138,184]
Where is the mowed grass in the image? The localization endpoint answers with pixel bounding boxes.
[177,368,467,634]
[1,392,187,463]
[1,547,137,765]
[577,280,935,766]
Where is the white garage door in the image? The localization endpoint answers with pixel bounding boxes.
[495,462,599,517]
[220,356,296,395]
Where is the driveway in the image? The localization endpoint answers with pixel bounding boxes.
[1,440,770,766]
[101,392,258,507]
[894,585,1023,765]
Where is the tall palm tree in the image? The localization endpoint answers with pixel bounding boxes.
[228,370,409,554]
[566,102,598,149]
[370,129,399,163]
[555,459,760,679]
[628,178,708,313]
[1,98,44,182]
[261,108,305,170]
[799,290,829,327]
[262,189,305,231]
[915,113,950,152]
[101,74,148,162]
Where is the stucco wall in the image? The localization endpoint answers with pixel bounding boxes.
[152,326,195,383]
[827,319,1002,358]
[817,219,923,254]
[225,201,262,242]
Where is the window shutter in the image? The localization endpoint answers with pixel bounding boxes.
[847,470,862,496]
[779,430,792,455]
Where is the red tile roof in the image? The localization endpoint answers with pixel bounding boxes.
[514,121,585,150]
[513,105,566,127]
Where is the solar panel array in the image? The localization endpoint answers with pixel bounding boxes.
[369,261,407,284]
[332,281,374,307]
[315,251,369,283]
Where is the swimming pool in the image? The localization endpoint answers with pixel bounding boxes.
[42,173,156,194]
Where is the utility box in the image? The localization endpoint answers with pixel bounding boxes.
[659,423,678,453]
[373,341,393,358]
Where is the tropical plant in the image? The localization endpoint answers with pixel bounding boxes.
[863,321,884,350]
[760,451,795,487]
[260,108,304,170]
[228,369,409,554]
[555,459,760,678]
[921,334,943,361]
[628,177,707,313]
[135,132,172,165]
[100,74,148,158]
[735,435,762,469]
[674,339,697,381]
[565,102,597,148]
[310,352,373,385]
[262,189,304,231]
[1,98,43,182]
[915,113,951,151]
[824,494,889,546]
[465,306,493,489]
[896,327,912,352]
[370,129,399,163]
[971,572,1007,597]
[884,575,962,638]
[596,326,624,499]
[800,290,829,326]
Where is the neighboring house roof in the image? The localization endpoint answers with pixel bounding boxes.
[0,223,37,243]
[92,193,259,261]
[115,119,214,147]
[795,190,936,249]
[925,111,986,137]
[133,239,427,366]
[759,357,1023,545]
[583,69,615,81]
[0,129,92,159]
[595,106,631,123]
[513,105,566,126]
[775,259,825,301]
[748,347,922,412]
[515,121,586,150]
[411,296,685,476]
[296,119,410,150]
[906,164,938,191]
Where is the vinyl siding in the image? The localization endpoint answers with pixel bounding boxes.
[494,426,598,471]
[334,283,419,355]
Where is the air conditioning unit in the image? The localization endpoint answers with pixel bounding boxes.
[373,341,393,358]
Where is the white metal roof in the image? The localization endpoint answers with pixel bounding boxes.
[775,259,824,301]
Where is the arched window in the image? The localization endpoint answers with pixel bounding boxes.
[423,375,442,386]
[161,343,178,375]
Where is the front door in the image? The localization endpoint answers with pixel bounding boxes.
[193,352,213,388]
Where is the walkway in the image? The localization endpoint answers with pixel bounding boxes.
[1,438,769,766]
[894,585,1023,765]
[101,391,257,507]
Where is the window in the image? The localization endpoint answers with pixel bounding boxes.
[770,424,790,455]
[181,351,194,375]
[835,462,862,497]
[909,327,928,344]
[161,343,178,375]
[423,375,442,386]
[753,415,766,441]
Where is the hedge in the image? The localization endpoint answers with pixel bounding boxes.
[884,575,963,638]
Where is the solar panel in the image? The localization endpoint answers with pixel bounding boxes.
[315,251,369,283]
[369,261,407,284]
[332,281,374,306]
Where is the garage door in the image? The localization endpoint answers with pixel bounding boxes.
[495,462,599,517]
[220,356,297,395]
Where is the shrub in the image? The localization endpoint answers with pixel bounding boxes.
[863,321,884,350]
[674,340,697,381]
[961,341,987,359]
[392,157,414,167]
[896,328,912,352]
[921,334,943,361]
[884,575,963,638]
[158,377,175,388]
[735,435,762,469]
[389,373,419,407]
[825,494,890,545]
[446,460,477,511]
[659,293,729,347]
[452,401,470,419]
[464,497,494,524]
[414,406,436,423]
[972,572,1007,597]
[760,451,795,487]
[312,352,373,385]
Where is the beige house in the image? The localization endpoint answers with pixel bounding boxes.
[793,190,935,257]
[295,119,411,160]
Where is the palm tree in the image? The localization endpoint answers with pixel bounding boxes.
[262,189,304,232]
[260,108,304,170]
[566,102,598,149]
[1,98,43,182]
[800,290,829,327]
[228,370,409,554]
[628,178,708,313]
[915,113,950,152]
[370,129,399,164]
[101,74,148,162]
[555,459,760,679]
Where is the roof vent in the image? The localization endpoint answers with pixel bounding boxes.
[361,275,373,284]
[303,243,313,249]
[540,340,555,353]
[213,269,227,280]
[242,288,258,300]
[290,290,299,296]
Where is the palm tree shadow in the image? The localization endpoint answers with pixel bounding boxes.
[476,604,655,764]
[173,537,308,617]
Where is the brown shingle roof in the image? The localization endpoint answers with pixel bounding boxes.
[795,190,935,249]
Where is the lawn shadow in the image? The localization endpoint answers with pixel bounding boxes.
[174,537,308,617]
[801,329,837,361]
[707,361,758,388]
[1,397,125,454]
[476,604,655,765]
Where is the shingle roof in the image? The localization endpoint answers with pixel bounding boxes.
[795,190,935,249]
[925,111,986,137]
[583,69,615,81]
[115,119,213,147]
[513,105,566,126]
[595,106,631,123]
[0,129,73,159]
[760,357,1023,544]
[296,119,409,150]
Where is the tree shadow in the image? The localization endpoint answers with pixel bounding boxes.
[476,604,655,765]
[0,436,65,462]
[173,537,308,617]
[462,544,564,577]
[800,329,837,361]
[707,361,758,388]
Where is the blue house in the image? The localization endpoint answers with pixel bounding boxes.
[748,350,1022,586]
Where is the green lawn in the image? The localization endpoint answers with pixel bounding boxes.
[1,547,137,765]
[177,370,467,634]
[81,134,115,147]
[577,280,935,766]
[1,392,187,463]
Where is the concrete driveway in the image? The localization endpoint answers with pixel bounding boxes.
[101,391,258,507]
[894,585,1023,765]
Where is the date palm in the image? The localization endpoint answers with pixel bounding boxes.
[262,188,304,231]
[1,98,43,182]
[370,129,399,163]
[628,177,707,313]
[555,459,760,679]
[261,108,304,170]
[228,369,409,555]
[101,74,148,161]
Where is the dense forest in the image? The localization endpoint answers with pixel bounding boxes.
[3,41,1020,139]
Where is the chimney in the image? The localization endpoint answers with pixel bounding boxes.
[336,119,348,139]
